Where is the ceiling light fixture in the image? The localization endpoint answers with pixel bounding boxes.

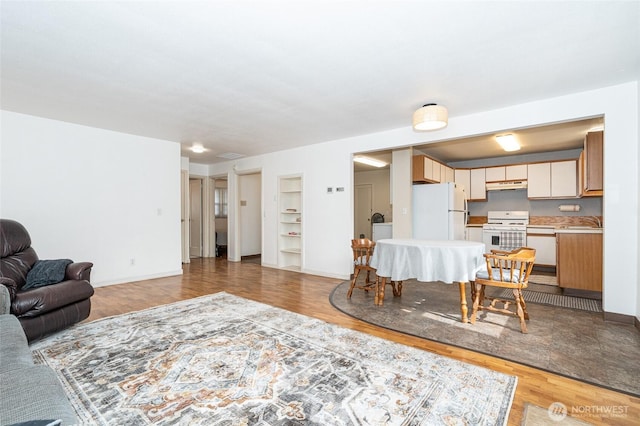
[495,134,520,152]
[412,103,448,131]
[191,143,206,153]
[353,155,387,168]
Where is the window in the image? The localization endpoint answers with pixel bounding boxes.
[214,187,228,218]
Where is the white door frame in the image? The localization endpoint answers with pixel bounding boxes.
[229,167,262,262]
[182,172,217,261]
[189,177,204,258]
[180,170,190,263]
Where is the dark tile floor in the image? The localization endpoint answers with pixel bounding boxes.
[330,278,640,397]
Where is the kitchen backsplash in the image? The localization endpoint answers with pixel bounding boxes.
[469,215,603,227]
[467,187,603,217]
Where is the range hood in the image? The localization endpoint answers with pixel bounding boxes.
[486,181,528,191]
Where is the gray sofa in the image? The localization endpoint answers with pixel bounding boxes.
[0,314,78,426]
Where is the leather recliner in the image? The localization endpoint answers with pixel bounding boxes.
[0,219,94,342]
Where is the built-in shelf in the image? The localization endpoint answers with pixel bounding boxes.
[280,248,301,254]
[278,175,302,271]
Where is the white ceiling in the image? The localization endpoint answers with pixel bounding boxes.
[1,1,638,164]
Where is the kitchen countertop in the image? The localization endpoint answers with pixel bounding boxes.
[466,216,603,233]
[554,227,603,234]
[467,223,603,233]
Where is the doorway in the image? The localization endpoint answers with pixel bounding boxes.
[213,177,229,258]
[189,177,203,258]
[354,184,372,239]
[238,172,262,262]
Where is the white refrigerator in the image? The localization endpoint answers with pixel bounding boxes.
[412,182,467,240]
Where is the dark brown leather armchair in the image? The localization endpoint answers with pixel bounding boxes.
[0,219,94,342]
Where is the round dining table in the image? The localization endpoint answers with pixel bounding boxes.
[369,238,486,323]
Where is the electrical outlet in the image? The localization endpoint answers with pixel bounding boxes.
[130,258,135,266]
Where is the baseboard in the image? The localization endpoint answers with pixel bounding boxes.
[603,311,636,325]
[635,316,640,332]
[93,269,184,287]
[302,268,349,281]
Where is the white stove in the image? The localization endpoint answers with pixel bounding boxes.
[482,211,529,251]
[483,210,529,230]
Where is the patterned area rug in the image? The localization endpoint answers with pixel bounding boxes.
[31,292,517,425]
[330,280,640,397]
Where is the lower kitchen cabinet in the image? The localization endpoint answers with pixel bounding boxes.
[465,226,483,243]
[556,232,603,291]
[526,228,556,266]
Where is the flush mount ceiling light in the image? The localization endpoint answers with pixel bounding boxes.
[495,134,520,152]
[353,155,387,168]
[412,103,448,131]
[190,143,206,153]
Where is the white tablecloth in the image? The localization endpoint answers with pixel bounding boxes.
[369,239,486,283]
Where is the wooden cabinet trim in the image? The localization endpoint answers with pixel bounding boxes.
[526,232,556,237]
[581,131,604,196]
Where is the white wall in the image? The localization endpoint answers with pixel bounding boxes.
[210,82,639,317]
[391,149,413,238]
[0,111,182,286]
[2,82,636,317]
[637,80,640,323]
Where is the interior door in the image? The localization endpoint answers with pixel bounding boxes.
[189,178,203,258]
[354,184,372,239]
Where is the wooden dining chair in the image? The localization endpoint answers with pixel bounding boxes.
[348,238,378,298]
[470,247,536,333]
[348,238,401,301]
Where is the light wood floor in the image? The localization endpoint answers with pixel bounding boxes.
[87,258,639,425]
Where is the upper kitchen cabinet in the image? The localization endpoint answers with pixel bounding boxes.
[454,169,471,200]
[469,168,487,200]
[455,168,486,201]
[527,163,551,198]
[506,164,527,180]
[551,161,577,197]
[412,155,441,183]
[527,160,577,199]
[440,163,455,183]
[485,164,527,182]
[485,166,505,182]
[579,131,603,197]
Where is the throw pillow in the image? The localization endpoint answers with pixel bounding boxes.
[23,259,73,290]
